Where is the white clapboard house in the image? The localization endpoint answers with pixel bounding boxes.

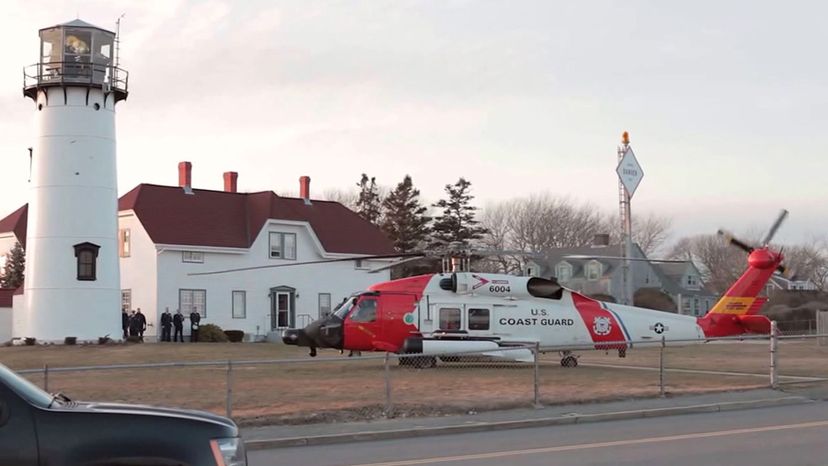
[0,162,395,342]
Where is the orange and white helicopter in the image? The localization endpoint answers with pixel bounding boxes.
[199,211,790,367]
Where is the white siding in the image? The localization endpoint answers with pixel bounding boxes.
[148,220,390,338]
[118,211,159,337]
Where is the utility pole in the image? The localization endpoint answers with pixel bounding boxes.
[616,132,643,305]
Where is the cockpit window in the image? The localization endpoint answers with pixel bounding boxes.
[350,298,378,323]
[333,297,356,319]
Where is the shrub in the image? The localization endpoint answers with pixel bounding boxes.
[64,337,77,345]
[126,335,142,343]
[24,337,36,346]
[98,336,112,345]
[224,330,245,343]
[198,323,229,342]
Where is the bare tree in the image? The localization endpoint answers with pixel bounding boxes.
[479,194,610,273]
[780,237,828,291]
[667,234,748,293]
[321,188,359,210]
[608,212,673,257]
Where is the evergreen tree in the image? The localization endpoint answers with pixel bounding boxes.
[1,242,25,289]
[381,175,431,253]
[430,178,488,249]
[355,174,382,225]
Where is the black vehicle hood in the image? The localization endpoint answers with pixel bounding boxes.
[71,402,237,431]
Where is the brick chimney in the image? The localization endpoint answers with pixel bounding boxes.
[223,171,238,193]
[178,161,192,190]
[299,176,311,204]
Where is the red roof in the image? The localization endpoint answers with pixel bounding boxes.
[119,184,395,254]
[1,185,394,255]
[0,204,27,248]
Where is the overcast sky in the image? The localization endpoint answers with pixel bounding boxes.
[2,0,826,245]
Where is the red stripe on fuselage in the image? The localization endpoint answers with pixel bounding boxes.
[571,293,627,349]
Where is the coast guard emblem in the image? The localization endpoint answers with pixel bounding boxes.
[593,316,612,336]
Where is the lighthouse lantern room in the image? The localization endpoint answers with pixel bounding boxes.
[17,19,129,341]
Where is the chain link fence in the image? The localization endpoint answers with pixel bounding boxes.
[14,326,828,426]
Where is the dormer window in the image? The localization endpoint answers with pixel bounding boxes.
[269,232,297,260]
[556,262,573,282]
[586,261,602,281]
[73,242,100,281]
[686,274,700,290]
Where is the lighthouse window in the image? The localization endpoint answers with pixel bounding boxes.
[73,242,100,281]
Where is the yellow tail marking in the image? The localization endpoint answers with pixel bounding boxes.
[708,297,756,315]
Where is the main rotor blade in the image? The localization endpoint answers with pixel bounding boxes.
[367,256,428,273]
[761,209,789,246]
[188,253,423,276]
[562,255,688,263]
[717,229,754,254]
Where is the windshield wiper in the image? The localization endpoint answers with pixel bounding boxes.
[47,392,72,408]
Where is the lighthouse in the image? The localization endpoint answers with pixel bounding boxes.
[17,19,128,341]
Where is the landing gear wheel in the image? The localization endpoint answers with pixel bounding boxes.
[561,355,578,368]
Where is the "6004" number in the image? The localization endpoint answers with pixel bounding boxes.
[489,285,511,293]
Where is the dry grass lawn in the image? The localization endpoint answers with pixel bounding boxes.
[1,339,826,426]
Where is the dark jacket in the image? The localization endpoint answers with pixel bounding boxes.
[190,312,201,329]
[161,312,172,328]
[136,312,147,331]
[173,314,184,328]
[121,312,129,329]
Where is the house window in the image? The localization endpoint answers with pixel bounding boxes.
[586,261,602,281]
[73,242,100,281]
[179,289,207,318]
[269,232,297,260]
[232,290,246,319]
[121,289,131,311]
[439,308,461,330]
[182,251,204,263]
[556,263,572,282]
[319,293,332,318]
[468,308,490,330]
[119,228,131,257]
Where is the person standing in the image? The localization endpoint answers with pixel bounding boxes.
[173,309,184,342]
[189,308,201,342]
[136,308,147,342]
[128,310,139,337]
[160,307,173,342]
[121,308,129,340]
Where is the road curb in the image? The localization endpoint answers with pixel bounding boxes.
[244,396,812,451]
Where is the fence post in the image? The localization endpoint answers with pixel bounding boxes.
[43,364,49,392]
[225,360,233,419]
[384,352,393,417]
[533,342,542,408]
[770,321,779,389]
[659,336,666,397]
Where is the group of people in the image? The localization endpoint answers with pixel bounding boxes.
[121,307,201,342]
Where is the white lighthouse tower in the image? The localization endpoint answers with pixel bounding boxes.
[17,19,128,341]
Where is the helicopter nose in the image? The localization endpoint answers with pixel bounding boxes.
[281,328,306,346]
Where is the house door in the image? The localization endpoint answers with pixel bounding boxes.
[270,287,295,330]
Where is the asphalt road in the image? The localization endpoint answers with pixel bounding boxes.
[249,401,828,466]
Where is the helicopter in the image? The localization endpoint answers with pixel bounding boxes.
[193,211,790,367]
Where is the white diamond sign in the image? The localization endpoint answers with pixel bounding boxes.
[616,147,644,197]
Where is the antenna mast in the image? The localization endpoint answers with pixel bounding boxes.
[115,13,126,68]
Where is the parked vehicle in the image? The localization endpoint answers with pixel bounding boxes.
[0,363,246,466]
